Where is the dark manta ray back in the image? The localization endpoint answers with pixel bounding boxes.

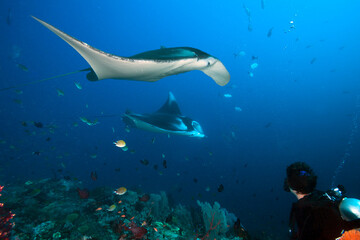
[122,92,205,138]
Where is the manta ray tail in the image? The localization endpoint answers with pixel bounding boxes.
[0,68,91,92]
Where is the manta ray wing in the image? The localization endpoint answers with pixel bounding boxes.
[32,16,230,86]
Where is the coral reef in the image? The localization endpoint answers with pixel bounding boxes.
[0,185,15,240]
[1,178,248,239]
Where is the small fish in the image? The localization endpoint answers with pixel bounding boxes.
[261,0,265,9]
[249,72,254,78]
[162,153,165,158]
[32,151,41,156]
[95,207,102,211]
[233,50,246,58]
[235,107,242,112]
[114,140,126,148]
[46,137,51,142]
[90,171,98,181]
[14,89,23,95]
[21,121,27,127]
[140,159,149,166]
[79,117,99,126]
[267,27,274,38]
[16,63,29,72]
[56,89,64,96]
[114,187,127,195]
[243,4,251,17]
[218,184,224,192]
[224,93,232,98]
[163,160,167,169]
[250,63,258,70]
[310,57,317,64]
[89,154,97,159]
[193,178,198,183]
[151,137,156,144]
[153,164,158,170]
[74,82,82,89]
[107,204,116,212]
[33,122,43,128]
[13,99,22,105]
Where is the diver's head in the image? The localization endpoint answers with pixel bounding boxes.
[284,162,317,194]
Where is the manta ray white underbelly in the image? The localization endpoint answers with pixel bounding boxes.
[32,16,230,86]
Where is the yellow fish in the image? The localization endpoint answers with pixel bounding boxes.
[107,204,116,212]
[114,187,127,195]
[114,140,126,148]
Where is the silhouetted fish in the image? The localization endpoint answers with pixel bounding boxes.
[267,27,274,38]
[218,184,224,192]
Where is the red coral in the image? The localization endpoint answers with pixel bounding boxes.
[76,188,89,199]
[127,222,147,239]
[0,186,15,240]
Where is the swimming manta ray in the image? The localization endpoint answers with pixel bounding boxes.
[32,16,230,86]
[122,92,205,138]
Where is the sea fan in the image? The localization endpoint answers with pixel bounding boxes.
[340,229,360,240]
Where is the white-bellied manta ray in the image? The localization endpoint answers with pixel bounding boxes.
[122,92,205,138]
[32,16,230,86]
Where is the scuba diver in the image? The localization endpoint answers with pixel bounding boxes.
[284,162,360,240]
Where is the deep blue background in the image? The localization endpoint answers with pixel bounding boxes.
[1,0,360,238]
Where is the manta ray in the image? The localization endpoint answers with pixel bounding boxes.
[32,16,230,86]
[122,92,205,138]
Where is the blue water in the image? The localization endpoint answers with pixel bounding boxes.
[1,0,360,238]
